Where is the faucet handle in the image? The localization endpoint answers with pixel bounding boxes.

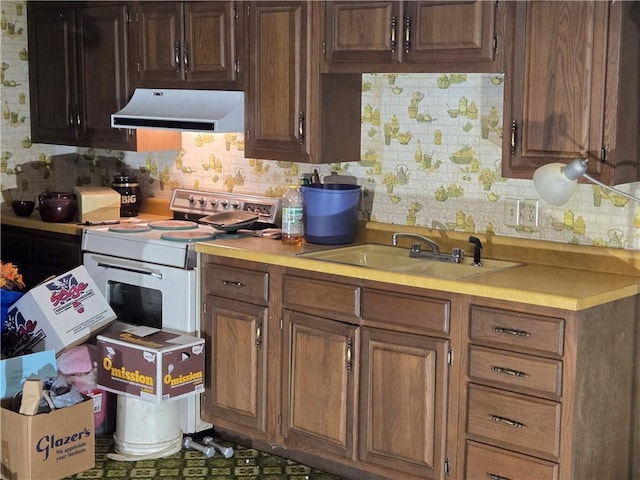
[451,247,464,263]
[410,242,422,253]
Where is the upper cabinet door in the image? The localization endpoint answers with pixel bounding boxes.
[28,6,79,146]
[184,2,241,85]
[324,1,402,65]
[76,5,133,148]
[245,2,309,161]
[134,2,183,85]
[323,0,502,73]
[503,1,639,185]
[133,1,243,90]
[404,1,496,65]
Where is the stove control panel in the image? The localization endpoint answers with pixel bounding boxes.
[170,188,281,224]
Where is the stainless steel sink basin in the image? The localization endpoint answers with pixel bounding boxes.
[299,244,522,280]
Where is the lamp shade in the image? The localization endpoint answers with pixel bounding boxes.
[533,162,578,206]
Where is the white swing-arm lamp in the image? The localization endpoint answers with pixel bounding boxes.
[533,158,640,206]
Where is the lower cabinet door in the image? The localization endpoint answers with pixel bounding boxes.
[466,441,559,480]
[202,295,268,438]
[281,310,358,460]
[359,327,449,480]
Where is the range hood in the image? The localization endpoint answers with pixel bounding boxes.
[111,89,244,132]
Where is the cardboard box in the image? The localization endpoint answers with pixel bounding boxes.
[73,186,121,223]
[0,397,95,480]
[1,266,117,358]
[96,326,205,404]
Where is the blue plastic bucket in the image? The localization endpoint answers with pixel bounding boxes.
[300,184,361,245]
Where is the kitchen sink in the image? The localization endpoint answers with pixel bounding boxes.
[299,244,522,280]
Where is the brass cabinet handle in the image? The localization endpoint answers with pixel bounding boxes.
[298,112,304,143]
[390,15,397,52]
[174,41,181,72]
[345,337,353,372]
[183,42,190,73]
[492,326,531,337]
[221,280,245,288]
[490,365,529,378]
[255,320,262,349]
[489,414,526,429]
[404,15,411,54]
[510,120,517,154]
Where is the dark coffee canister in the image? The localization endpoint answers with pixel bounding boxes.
[112,175,141,217]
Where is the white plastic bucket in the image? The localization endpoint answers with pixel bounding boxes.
[113,396,182,459]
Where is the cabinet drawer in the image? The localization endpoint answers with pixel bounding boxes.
[466,441,559,480]
[467,385,561,458]
[206,265,268,304]
[470,306,564,357]
[283,276,360,322]
[469,346,562,397]
[362,289,449,335]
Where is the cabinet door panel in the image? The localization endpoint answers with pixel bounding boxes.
[202,295,268,436]
[185,2,236,83]
[359,328,448,479]
[406,1,495,64]
[76,5,132,148]
[282,310,357,459]
[135,3,182,84]
[245,2,309,160]
[324,1,401,64]
[27,6,78,145]
[505,1,608,177]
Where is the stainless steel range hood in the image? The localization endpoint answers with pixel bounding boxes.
[111,89,244,132]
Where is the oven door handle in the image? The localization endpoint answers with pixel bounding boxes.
[96,262,163,279]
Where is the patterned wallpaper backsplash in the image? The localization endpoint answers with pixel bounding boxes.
[1,0,639,250]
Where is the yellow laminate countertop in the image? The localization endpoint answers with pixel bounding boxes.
[195,234,640,312]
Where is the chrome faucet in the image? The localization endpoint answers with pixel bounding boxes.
[392,232,464,263]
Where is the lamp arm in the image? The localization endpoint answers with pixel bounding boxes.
[582,173,640,204]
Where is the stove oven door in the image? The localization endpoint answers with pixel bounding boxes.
[83,252,198,334]
[83,252,211,434]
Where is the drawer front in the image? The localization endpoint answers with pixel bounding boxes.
[466,441,559,480]
[467,385,561,458]
[362,288,450,335]
[470,306,564,357]
[469,346,562,397]
[283,275,360,322]
[206,265,269,304]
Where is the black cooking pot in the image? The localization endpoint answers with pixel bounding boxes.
[39,191,77,223]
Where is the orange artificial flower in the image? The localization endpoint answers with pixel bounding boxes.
[0,262,25,291]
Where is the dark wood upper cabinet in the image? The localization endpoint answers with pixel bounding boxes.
[503,1,640,185]
[27,2,135,149]
[323,0,504,73]
[244,2,362,164]
[131,1,243,90]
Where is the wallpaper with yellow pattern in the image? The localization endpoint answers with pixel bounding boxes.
[1,0,639,250]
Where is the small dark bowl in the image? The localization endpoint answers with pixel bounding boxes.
[11,200,36,217]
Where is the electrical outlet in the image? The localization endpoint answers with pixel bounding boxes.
[505,198,521,226]
[522,198,539,227]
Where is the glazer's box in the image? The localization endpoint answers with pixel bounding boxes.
[2,266,116,358]
[96,326,205,403]
[0,396,95,480]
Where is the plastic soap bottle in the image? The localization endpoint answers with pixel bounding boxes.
[281,184,304,245]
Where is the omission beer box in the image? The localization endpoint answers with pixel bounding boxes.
[0,397,95,480]
[96,326,205,403]
[2,266,116,358]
